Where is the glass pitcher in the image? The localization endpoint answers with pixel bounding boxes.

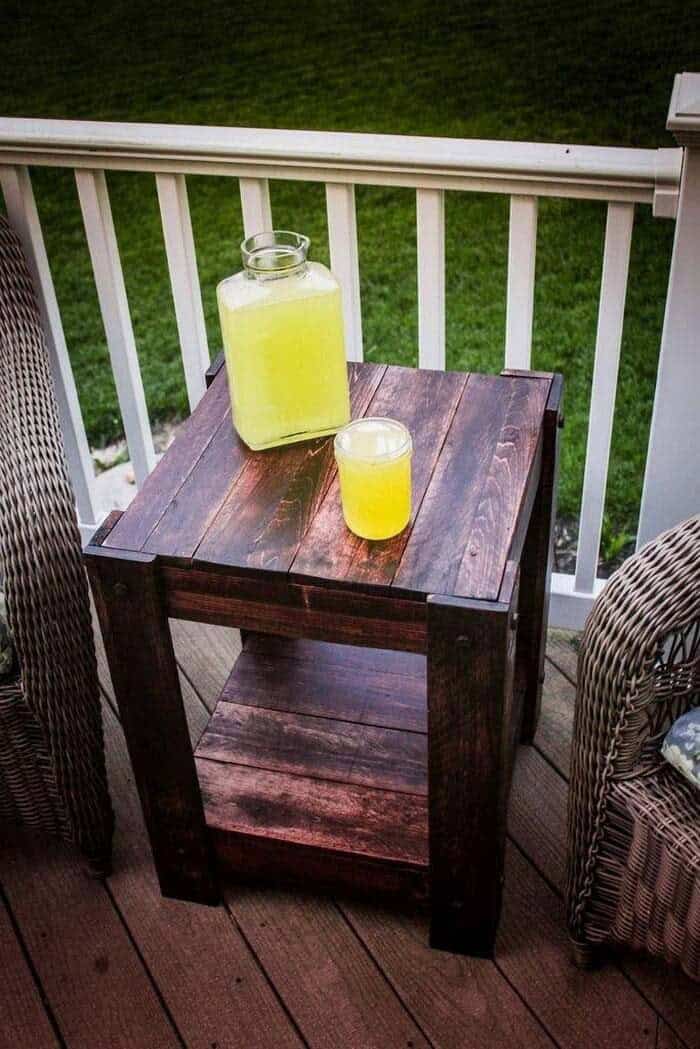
[217,230,351,450]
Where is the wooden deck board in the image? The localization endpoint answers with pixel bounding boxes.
[2,618,697,1049]
[0,898,58,1049]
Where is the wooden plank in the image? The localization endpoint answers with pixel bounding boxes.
[155,171,209,410]
[169,616,242,713]
[0,828,179,1048]
[197,759,428,869]
[86,549,218,904]
[222,638,427,733]
[225,888,431,1049]
[105,365,231,552]
[517,373,562,741]
[100,701,305,1049]
[195,362,385,571]
[0,898,58,1049]
[656,1022,685,1049]
[144,395,249,559]
[395,373,550,599]
[427,592,516,955]
[0,164,97,526]
[291,366,466,587]
[197,702,427,795]
[535,659,576,777]
[340,901,556,1049]
[74,167,156,486]
[497,845,657,1049]
[416,187,446,368]
[575,201,634,593]
[326,182,363,362]
[505,195,538,369]
[546,629,580,683]
[164,565,427,653]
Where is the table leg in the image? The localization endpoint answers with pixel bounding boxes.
[85,547,219,904]
[427,592,516,957]
[518,376,562,743]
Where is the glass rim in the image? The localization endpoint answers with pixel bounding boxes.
[334,417,413,464]
[241,229,310,273]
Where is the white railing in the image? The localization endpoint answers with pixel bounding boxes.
[2,72,699,630]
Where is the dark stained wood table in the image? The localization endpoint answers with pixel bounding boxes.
[85,355,562,957]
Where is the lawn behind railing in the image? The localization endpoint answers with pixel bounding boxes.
[3,1,698,542]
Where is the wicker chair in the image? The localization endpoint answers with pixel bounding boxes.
[0,215,113,873]
[567,514,700,981]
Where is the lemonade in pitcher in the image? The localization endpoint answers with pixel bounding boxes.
[217,231,350,450]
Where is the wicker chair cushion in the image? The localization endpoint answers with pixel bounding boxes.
[0,586,14,680]
[662,708,700,789]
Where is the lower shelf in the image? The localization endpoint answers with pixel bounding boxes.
[194,634,430,902]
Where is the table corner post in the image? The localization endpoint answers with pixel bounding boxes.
[518,373,563,744]
[85,544,219,906]
[426,589,516,957]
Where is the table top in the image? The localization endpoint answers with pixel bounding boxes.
[103,360,556,602]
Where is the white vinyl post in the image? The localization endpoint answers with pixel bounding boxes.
[75,168,156,486]
[0,164,98,527]
[574,202,634,593]
[156,173,209,410]
[326,183,364,362]
[505,195,538,368]
[416,188,445,369]
[638,73,700,546]
[239,177,272,238]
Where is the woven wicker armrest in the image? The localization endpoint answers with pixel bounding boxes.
[567,515,700,955]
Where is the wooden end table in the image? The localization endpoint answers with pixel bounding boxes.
[85,356,561,957]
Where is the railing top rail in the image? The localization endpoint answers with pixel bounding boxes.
[0,117,682,206]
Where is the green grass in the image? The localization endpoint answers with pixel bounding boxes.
[3,1,698,535]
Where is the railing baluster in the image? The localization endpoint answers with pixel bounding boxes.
[574,201,635,594]
[416,188,445,369]
[505,195,538,368]
[239,177,272,238]
[325,183,363,363]
[75,168,156,486]
[1,164,98,528]
[156,173,209,410]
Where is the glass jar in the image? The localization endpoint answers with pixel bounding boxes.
[334,418,413,540]
[217,230,351,450]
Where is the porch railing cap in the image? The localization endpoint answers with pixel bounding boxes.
[667,72,700,147]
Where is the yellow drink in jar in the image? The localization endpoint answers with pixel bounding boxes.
[334,418,412,540]
[217,232,350,450]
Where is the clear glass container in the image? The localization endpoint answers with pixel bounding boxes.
[334,418,413,540]
[217,230,351,450]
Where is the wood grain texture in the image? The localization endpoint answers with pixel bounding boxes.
[100,701,305,1049]
[164,565,427,652]
[291,365,467,587]
[105,365,231,552]
[0,899,58,1049]
[197,758,428,868]
[227,889,431,1049]
[341,901,556,1049]
[395,372,551,599]
[427,593,516,956]
[86,549,217,904]
[194,362,385,571]
[0,828,179,1049]
[517,373,562,741]
[144,395,249,560]
[498,845,657,1049]
[223,635,427,733]
[197,702,427,795]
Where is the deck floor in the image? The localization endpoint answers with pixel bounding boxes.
[1,620,698,1049]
